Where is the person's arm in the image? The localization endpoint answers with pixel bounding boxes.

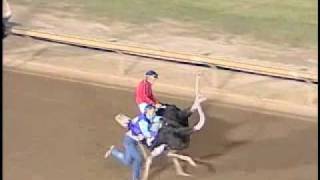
[146,84,162,107]
[149,89,158,104]
[138,120,152,138]
[141,81,156,104]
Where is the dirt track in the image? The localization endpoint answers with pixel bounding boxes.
[3,70,317,180]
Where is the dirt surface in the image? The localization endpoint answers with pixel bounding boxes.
[3,70,317,180]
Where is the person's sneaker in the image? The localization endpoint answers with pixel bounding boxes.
[104,145,114,159]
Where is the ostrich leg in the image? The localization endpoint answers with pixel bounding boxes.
[172,157,192,176]
[167,151,197,167]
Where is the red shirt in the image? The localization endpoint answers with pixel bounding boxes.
[135,79,157,105]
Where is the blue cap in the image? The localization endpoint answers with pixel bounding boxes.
[145,70,158,78]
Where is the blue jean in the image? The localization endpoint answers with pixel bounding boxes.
[111,135,143,180]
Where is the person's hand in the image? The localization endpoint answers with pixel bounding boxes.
[155,103,162,109]
[146,137,154,146]
[136,134,144,141]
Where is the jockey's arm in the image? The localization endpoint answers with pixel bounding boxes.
[138,120,153,139]
[140,81,157,105]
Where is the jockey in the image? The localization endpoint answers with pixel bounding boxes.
[135,70,162,113]
[128,104,162,147]
[104,104,162,180]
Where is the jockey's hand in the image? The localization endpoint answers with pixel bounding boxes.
[137,134,144,141]
[155,103,162,109]
[146,137,155,146]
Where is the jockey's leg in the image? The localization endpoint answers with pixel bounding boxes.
[110,135,143,180]
[131,145,143,180]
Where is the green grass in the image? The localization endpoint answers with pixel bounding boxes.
[12,0,317,48]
